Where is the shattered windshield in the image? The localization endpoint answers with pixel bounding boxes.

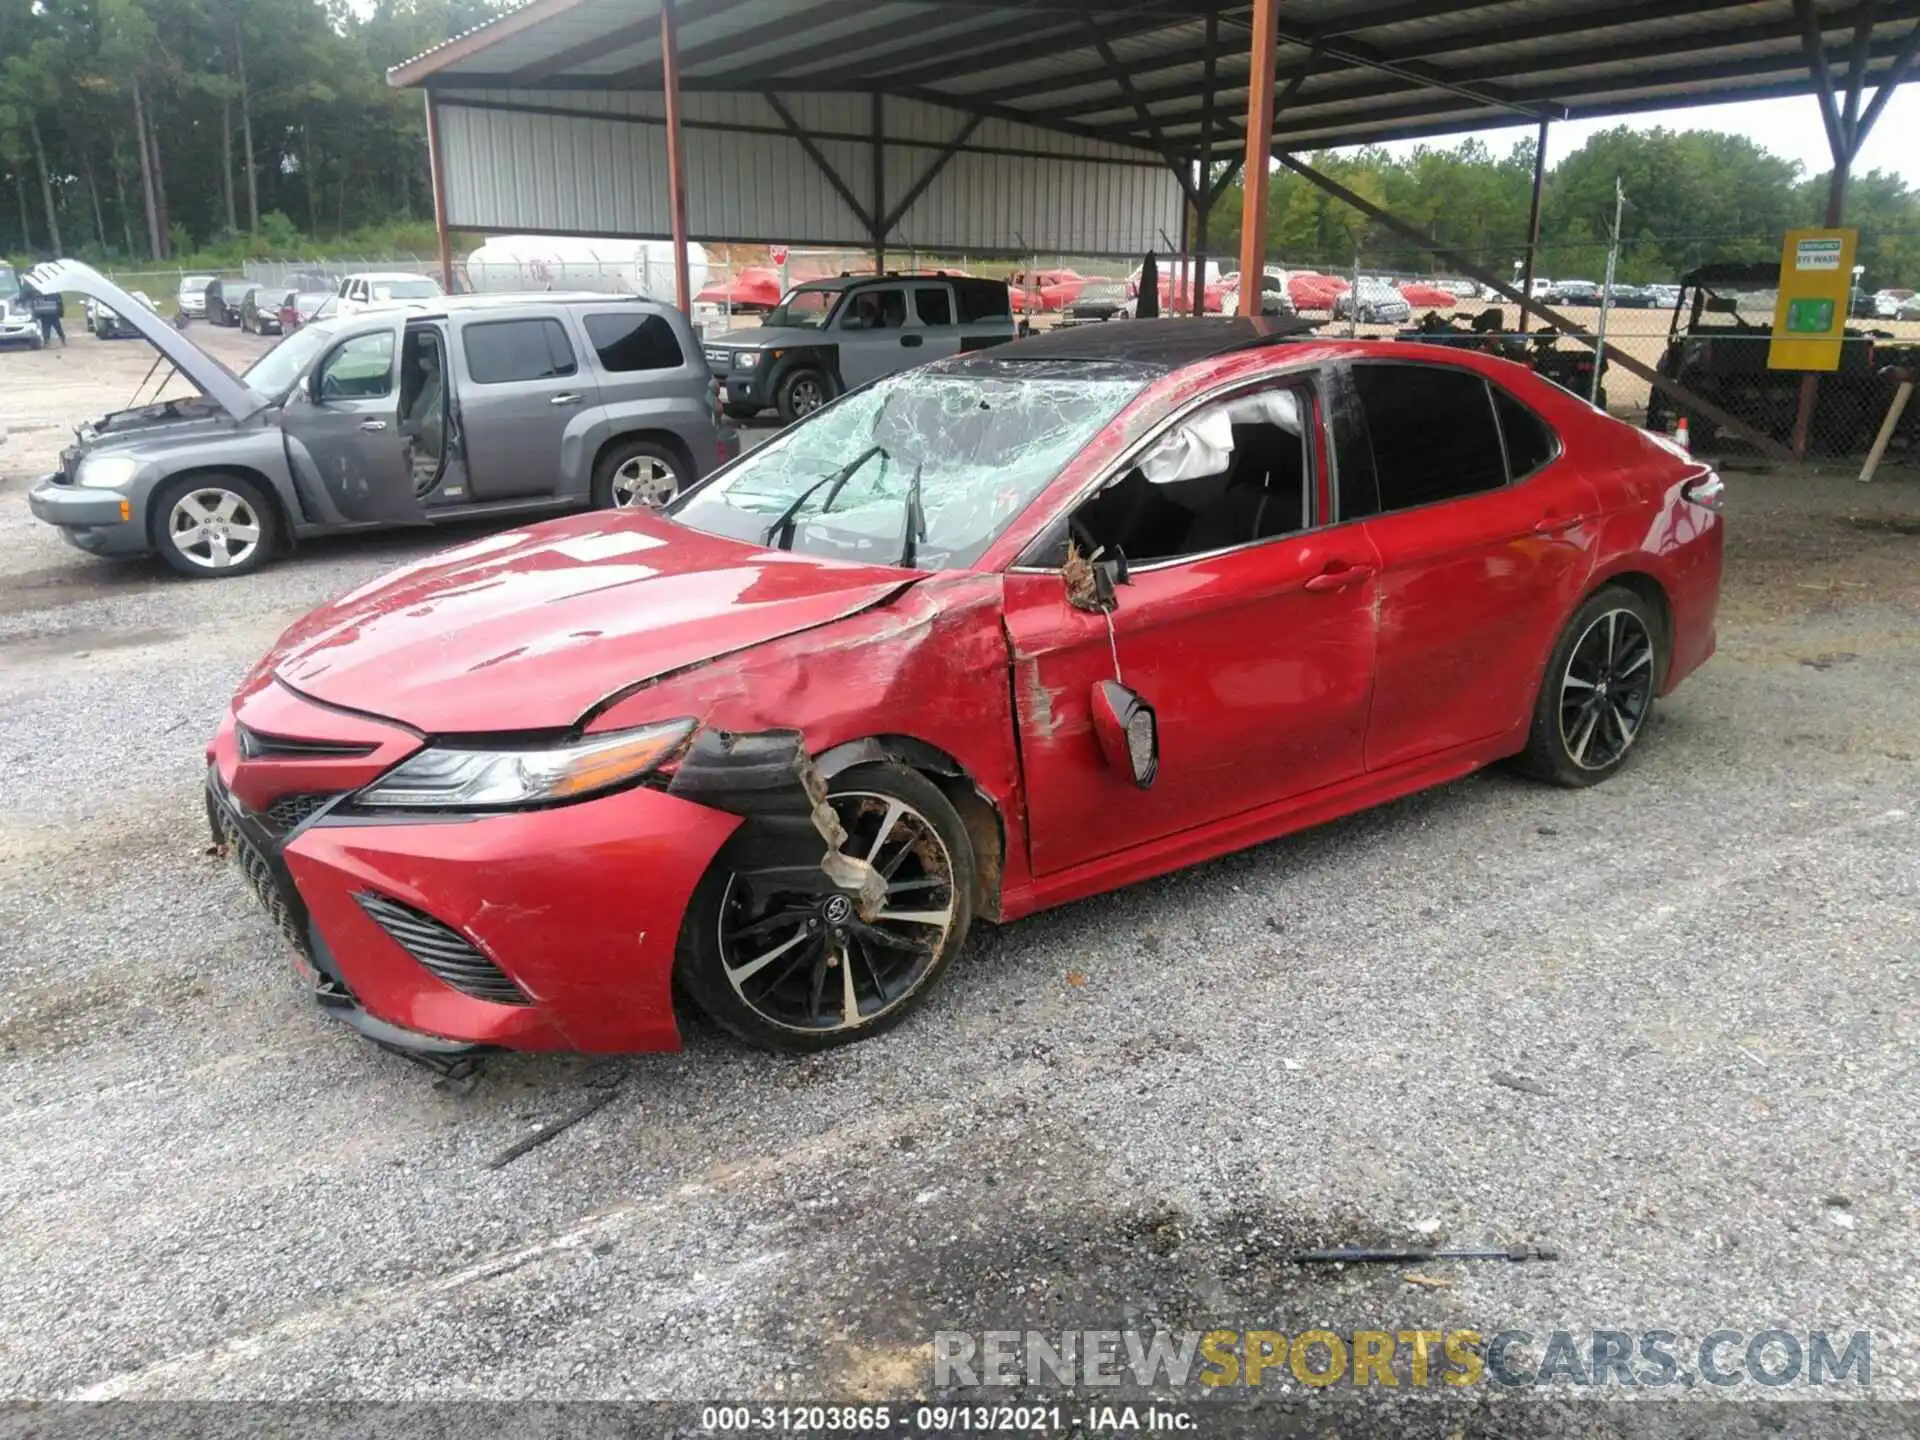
[669,362,1147,570]
[764,287,837,329]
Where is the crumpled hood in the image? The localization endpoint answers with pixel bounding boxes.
[266,511,915,733]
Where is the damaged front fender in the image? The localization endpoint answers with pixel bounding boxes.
[668,728,888,918]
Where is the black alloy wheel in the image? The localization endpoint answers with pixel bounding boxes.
[677,762,974,1051]
[1518,585,1663,787]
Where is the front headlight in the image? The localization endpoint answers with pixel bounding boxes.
[356,719,696,810]
[733,350,760,369]
[77,454,142,490]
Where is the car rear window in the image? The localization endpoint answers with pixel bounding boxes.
[1339,363,1509,519]
[1491,385,1558,480]
[462,317,578,384]
[582,312,684,372]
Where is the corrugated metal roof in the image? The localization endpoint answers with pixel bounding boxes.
[393,0,1918,160]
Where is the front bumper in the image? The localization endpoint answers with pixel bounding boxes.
[206,699,743,1056]
[0,317,39,344]
[721,372,768,410]
[27,476,151,555]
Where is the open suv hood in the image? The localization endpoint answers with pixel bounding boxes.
[26,260,266,422]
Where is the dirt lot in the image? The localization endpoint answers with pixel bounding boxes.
[0,322,1917,1417]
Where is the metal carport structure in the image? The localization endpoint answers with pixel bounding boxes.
[392,0,1920,456]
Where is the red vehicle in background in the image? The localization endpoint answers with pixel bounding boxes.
[276,289,336,332]
[1008,268,1085,311]
[207,319,1722,1072]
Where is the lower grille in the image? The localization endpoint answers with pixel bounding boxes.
[209,782,310,955]
[354,893,530,1006]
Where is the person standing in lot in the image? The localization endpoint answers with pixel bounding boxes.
[22,278,65,346]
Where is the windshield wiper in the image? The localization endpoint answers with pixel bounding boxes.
[761,443,884,549]
[896,459,926,569]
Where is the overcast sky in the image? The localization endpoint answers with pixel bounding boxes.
[1369,89,1920,186]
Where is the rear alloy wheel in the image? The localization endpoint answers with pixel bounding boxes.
[1517,586,1662,786]
[678,762,974,1052]
[151,474,277,578]
[592,438,687,510]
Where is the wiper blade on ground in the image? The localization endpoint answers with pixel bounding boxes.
[761,443,884,549]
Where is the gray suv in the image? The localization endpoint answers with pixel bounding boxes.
[706,273,1015,424]
[26,262,731,578]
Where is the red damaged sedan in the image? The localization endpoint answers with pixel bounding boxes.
[207,318,1722,1068]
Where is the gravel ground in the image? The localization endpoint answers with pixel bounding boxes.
[0,325,1917,1421]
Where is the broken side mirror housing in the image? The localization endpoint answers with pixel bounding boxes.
[1064,542,1128,613]
[1090,680,1158,789]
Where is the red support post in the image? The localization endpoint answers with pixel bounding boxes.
[1237,0,1279,317]
[660,0,693,316]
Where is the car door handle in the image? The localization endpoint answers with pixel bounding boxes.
[1533,509,1586,536]
[899,334,923,347]
[549,393,583,406]
[1304,562,1374,593]
[359,420,388,432]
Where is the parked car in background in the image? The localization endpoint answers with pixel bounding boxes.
[1007,268,1084,311]
[1545,279,1601,305]
[1648,284,1682,310]
[1220,267,1299,317]
[1866,288,1913,319]
[1127,261,1225,314]
[337,271,445,316]
[1333,276,1412,325]
[239,287,284,335]
[204,279,261,328]
[0,261,40,348]
[1603,283,1658,309]
[175,273,218,320]
[1056,280,1130,327]
[25,262,730,578]
[86,290,156,338]
[705,272,1015,424]
[277,289,336,332]
[283,270,339,295]
[195,315,1724,1065]
[1898,293,1920,321]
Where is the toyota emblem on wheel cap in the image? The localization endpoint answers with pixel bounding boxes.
[823,894,854,924]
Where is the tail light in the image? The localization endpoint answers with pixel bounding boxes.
[1680,472,1725,512]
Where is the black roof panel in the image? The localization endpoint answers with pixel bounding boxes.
[958,316,1320,372]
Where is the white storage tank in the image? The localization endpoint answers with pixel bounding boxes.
[462,235,709,301]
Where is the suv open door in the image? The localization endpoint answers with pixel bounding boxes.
[278,314,424,523]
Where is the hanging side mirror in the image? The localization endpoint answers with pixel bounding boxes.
[1090,680,1158,789]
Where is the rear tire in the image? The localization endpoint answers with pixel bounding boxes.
[676,762,975,1053]
[1516,586,1663,787]
[591,436,689,510]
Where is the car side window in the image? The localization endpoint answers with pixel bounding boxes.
[316,331,396,400]
[913,286,953,326]
[462,317,579,384]
[1340,363,1508,520]
[1050,384,1315,567]
[582,312,684,372]
[842,288,907,330]
[1490,385,1559,480]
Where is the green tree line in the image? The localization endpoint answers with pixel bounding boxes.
[0,0,500,264]
[1204,127,1920,291]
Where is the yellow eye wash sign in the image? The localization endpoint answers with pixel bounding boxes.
[1768,227,1858,371]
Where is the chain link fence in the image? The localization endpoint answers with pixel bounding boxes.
[80,235,1920,465]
